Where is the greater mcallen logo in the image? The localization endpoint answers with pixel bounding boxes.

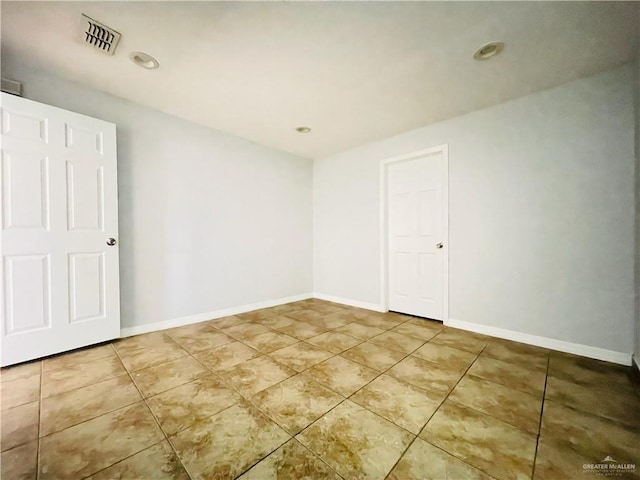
[583,456,636,477]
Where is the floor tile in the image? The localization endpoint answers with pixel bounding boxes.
[194,341,260,371]
[296,399,413,480]
[412,342,478,371]
[358,313,405,329]
[168,328,234,354]
[41,355,127,398]
[391,319,443,341]
[4,299,638,480]
[148,375,240,435]
[132,356,209,398]
[170,401,289,480]
[0,373,40,411]
[448,374,542,433]
[164,322,216,344]
[254,315,299,330]
[0,361,40,383]
[334,322,385,340]
[42,344,115,371]
[430,328,488,353]
[268,342,333,372]
[533,434,640,480]
[1,440,37,480]
[540,400,640,465]
[304,355,378,397]
[238,438,341,480]
[548,351,637,393]
[321,308,369,322]
[238,308,279,322]
[545,375,640,428]
[252,375,342,434]
[421,400,537,480]
[114,333,188,372]
[467,355,546,397]
[285,309,326,323]
[40,374,141,436]
[242,330,299,353]
[309,313,355,330]
[387,356,464,394]
[1,401,38,452]
[306,331,362,354]
[113,331,176,353]
[261,304,303,316]
[381,312,415,323]
[39,402,164,479]
[482,339,549,372]
[222,322,273,341]
[277,321,327,340]
[341,341,406,372]
[217,355,295,396]
[368,331,424,354]
[388,437,493,480]
[208,314,250,329]
[351,374,444,434]
[88,441,190,480]
[310,303,347,315]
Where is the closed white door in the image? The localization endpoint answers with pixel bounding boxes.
[1,93,120,366]
[387,149,447,320]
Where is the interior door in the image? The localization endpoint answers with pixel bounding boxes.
[387,150,447,320]
[1,92,120,366]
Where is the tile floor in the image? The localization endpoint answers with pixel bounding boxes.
[1,298,639,479]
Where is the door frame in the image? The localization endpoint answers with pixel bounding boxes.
[379,144,449,319]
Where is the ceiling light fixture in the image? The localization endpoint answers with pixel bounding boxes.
[296,127,311,133]
[473,42,504,60]
[130,51,160,70]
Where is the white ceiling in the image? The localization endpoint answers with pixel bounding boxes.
[1,1,638,159]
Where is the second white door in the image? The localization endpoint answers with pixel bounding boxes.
[387,148,447,320]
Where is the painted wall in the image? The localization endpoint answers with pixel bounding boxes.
[2,61,313,330]
[314,65,635,356]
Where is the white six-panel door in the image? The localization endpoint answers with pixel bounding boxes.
[1,93,120,366]
[386,148,447,320]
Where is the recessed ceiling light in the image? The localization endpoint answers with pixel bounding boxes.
[296,126,311,133]
[473,42,504,61]
[130,51,159,70]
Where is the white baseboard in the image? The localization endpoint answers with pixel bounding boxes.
[120,293,313,338]
[312,292,385,313]
[445,318,632,366]
[633,355,640,374]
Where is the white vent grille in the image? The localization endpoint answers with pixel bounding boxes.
[81,14,121,55]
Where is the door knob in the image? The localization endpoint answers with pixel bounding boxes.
[106,238,117,246]
[436,243,443,249]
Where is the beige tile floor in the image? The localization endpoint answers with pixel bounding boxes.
[1,298,639,479]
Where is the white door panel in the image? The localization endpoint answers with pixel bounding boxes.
[387,149,447,320]
[1,93,120,366]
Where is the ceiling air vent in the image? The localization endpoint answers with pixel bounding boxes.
[81,14,121,55]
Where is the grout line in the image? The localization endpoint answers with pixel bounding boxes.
[284,322,442,453]
[418,440,502,480]
[78,439,168,480]
[383,345,486,479]
[112,346,194,480]
[531,352,551,480]
[293,440,347,480]
[186,350,296,479]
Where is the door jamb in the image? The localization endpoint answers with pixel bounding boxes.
[379,144,449,320]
